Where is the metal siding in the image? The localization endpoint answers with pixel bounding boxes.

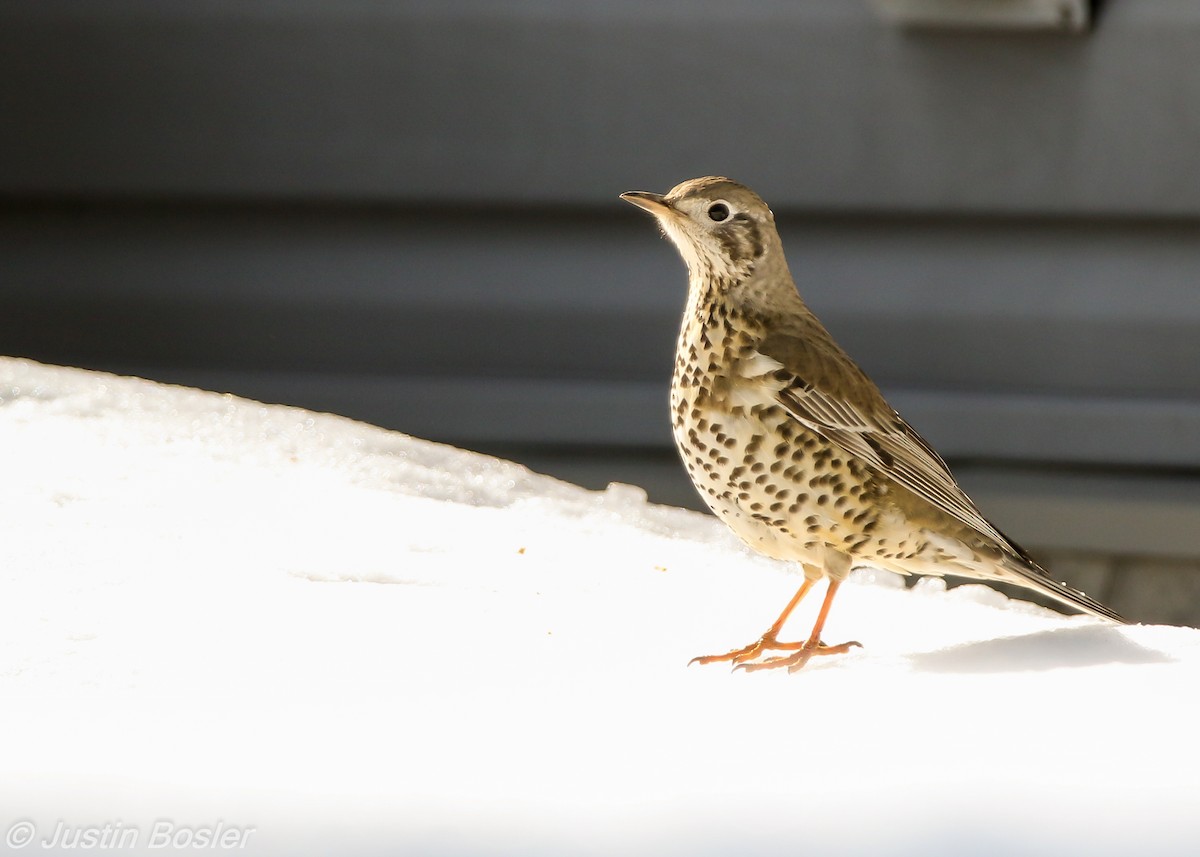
[1,1,1199,213]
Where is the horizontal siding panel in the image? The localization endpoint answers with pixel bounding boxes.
[5,204,1200,395]
[1,1,1200,214]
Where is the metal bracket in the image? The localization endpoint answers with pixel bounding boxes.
[870,0,1090,33]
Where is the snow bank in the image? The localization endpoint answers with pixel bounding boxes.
[1,357,1197,856]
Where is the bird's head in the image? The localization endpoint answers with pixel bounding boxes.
[621,176,779,288]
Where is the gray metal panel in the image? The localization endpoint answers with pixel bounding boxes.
[8,204,1200,392]
[5,204,1200,467]
[3,1,1200,214]
[952,465,1200,558]
[871,0,1090,31]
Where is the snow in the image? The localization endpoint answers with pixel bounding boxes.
[1,356,1199,856]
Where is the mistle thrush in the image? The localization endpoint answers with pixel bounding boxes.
[621,176,1125,672]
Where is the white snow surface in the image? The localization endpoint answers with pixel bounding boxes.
[2,357,1199,856]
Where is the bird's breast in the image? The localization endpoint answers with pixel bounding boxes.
[670,316,832,563]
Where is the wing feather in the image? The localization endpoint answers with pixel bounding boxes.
[750,320,1125,622]
[775,383,1014,549]
[752,326,1021,554]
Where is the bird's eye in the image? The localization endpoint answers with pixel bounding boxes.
[707,203,730,222]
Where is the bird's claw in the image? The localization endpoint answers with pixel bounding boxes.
[688,633,809,667]
[688,644,761,667]
[690,636,861,671]
[722,639,862,673]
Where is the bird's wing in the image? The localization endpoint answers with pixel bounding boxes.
[752,324,1126,622]
[755,331,1019,554]
[776,381,1016,547]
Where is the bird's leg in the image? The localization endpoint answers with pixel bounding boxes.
[689,578,818,666]
[737,579,861,673]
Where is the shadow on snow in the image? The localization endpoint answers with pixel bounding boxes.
[907,625,1173,674]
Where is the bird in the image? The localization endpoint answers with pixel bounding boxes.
[620,176,1126,672]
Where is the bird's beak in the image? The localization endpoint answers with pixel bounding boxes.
[620,191,672,216]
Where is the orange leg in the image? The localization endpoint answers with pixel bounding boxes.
[689,578,829,667]
[737,579,860,673]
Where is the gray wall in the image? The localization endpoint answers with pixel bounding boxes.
[5,1,1200,620]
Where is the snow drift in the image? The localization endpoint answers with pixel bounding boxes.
[1,357,1197,856]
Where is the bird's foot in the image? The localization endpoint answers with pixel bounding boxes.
[688,633,807,667]
[735,639,862,674]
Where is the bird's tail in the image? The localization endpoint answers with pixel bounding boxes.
[1002,555,1127,624]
